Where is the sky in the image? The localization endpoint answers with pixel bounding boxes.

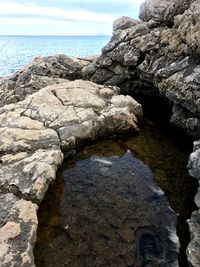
[0,0,144,36]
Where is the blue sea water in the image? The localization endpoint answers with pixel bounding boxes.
[0,35,110,77]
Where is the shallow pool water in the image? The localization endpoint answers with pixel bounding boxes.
[34,116,197,267]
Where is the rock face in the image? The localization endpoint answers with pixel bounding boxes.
[0,54,84,107]
[0,80,142,266]
[139,0,192,25]
[187,140,200,267]
[35,151,179,267]
[83,0,200,138]
[0,193,38,267]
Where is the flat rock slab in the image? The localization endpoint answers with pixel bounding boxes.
[0,80,142,154]
[36,151,179,267]
[0,193,38,267]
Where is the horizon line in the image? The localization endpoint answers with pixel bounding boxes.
[0,34,111,37]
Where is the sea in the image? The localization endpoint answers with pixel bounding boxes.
[0,35,110,77]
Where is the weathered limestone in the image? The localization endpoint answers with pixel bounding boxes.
[187,140,200,267]
[82,0,200,138]
[0,149,63,204]
[139,0,192,25]
[0,80,141,201]
[0,193,38,267]
[0,79,142,266]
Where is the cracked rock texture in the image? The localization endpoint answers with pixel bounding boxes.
[0,54,85,107]
[0,79,142,266]
[187,140,200,267]
[83,0,200,138]
[0,193,38,267]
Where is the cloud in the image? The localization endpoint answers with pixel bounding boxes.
[7,0,144,15]
[0,2,117,24]
[0,0,144,35]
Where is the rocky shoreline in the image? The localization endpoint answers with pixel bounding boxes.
[0,0,200,266]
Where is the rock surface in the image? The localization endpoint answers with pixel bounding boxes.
[83,0,200,138]
[0,79,142,266]
[0,54,84,107]
[0,193,38,267]
[35,151,179,267]
[139,0,192,25]
[187,140,200,267]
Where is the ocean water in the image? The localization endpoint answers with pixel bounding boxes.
[0,35,110,77]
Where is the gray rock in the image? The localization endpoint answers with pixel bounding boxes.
[0,80,142,153]
[188,144,200,184]
[171,104,200,137]
[83,1,200,138]
[139,0,192,25]
[187,141,200,267]
[174,0,200,55]
[113,16,140,32]
[0,148,63,204]
[0,193,38,267]
[0,54,84,107]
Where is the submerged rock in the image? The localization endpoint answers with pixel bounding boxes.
[43,151,179,267]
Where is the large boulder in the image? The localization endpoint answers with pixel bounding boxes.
[0,54,85,107]
[139,0,192,25]
[82,0,200,138]
[0,80,142,154]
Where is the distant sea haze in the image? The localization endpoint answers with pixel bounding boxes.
[0,35,110,77]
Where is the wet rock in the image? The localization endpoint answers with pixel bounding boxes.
[0,193,38,267]
[187,140,200,267]
[41,151,179,267]
[0,54,84,107]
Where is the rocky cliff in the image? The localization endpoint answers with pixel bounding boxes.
[83,0,200,139]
